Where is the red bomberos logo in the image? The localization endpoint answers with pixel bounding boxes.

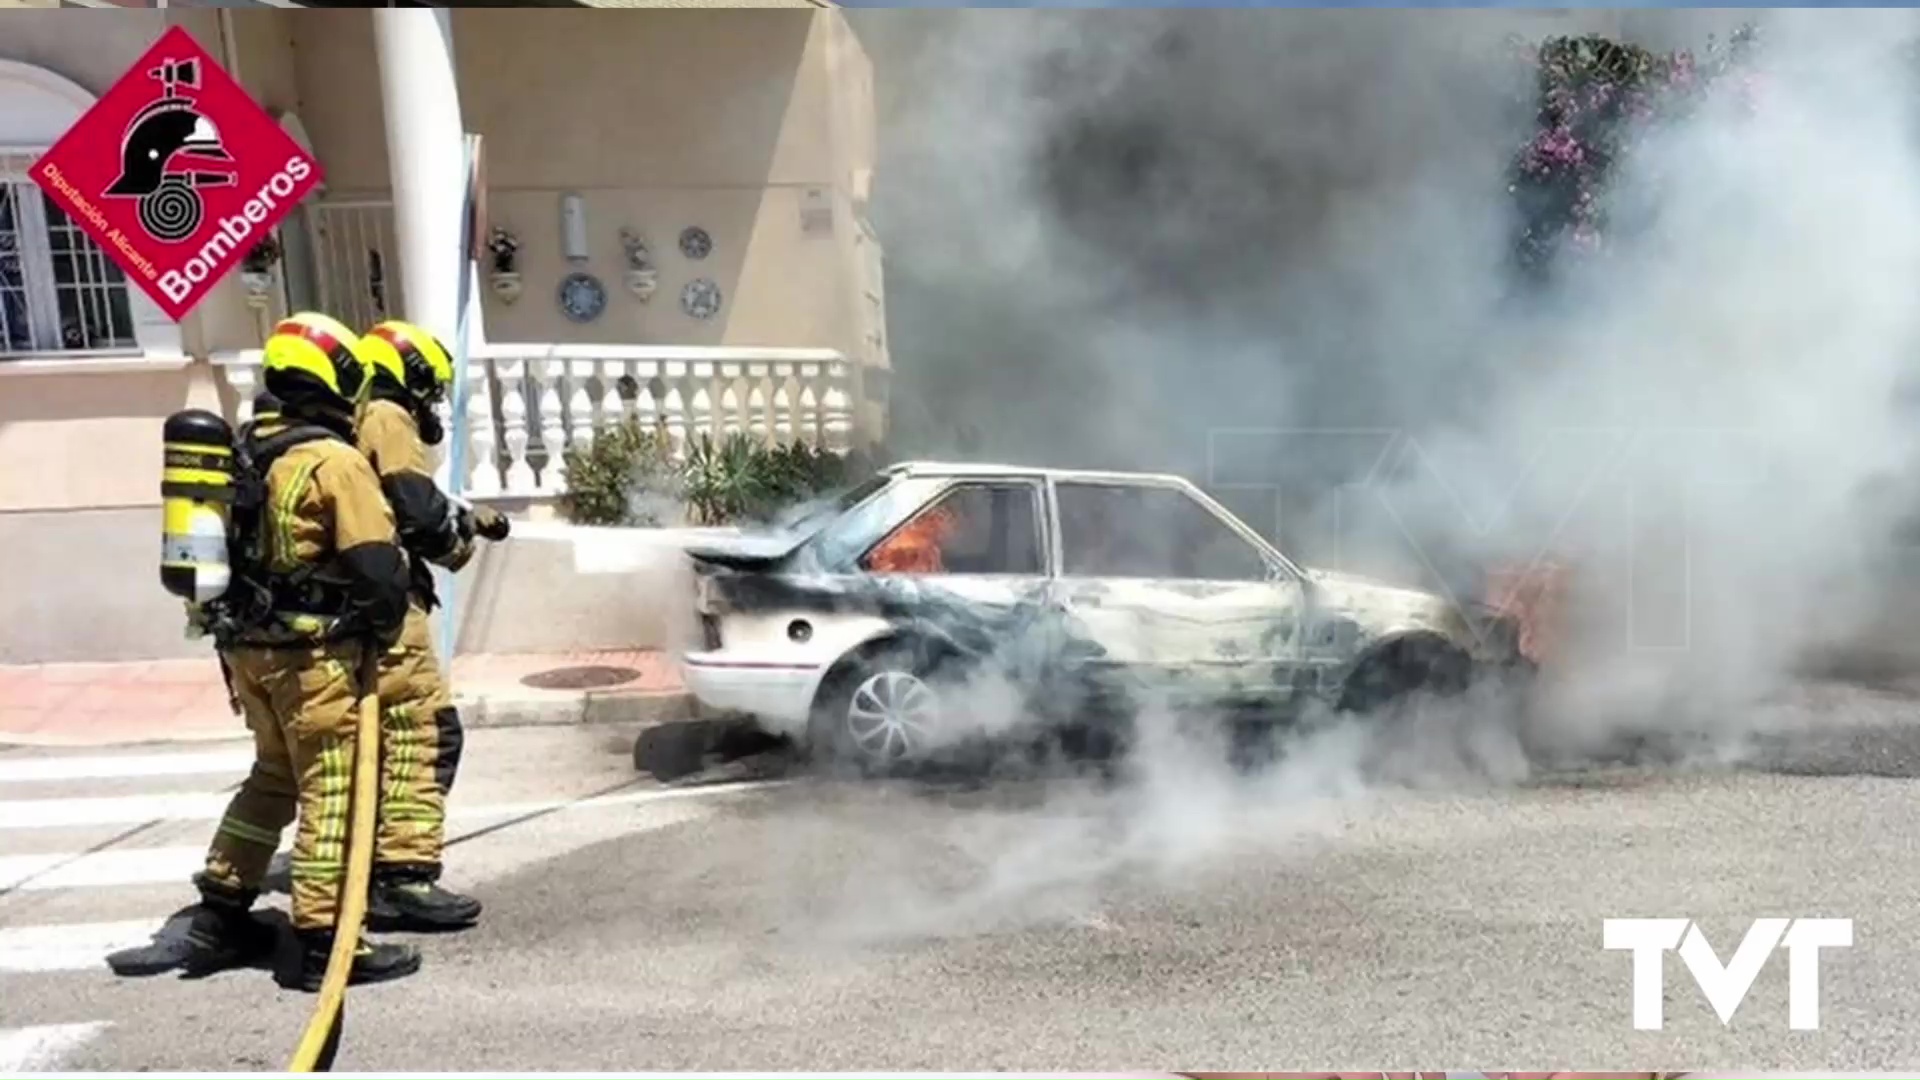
[31,26,322,321]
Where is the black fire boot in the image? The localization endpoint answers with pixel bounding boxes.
[367,865,482,932]
[180,877,277,978]
[294,928,422,992]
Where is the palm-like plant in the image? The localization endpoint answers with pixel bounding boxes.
[679,435,875,524]
[681,433,774,524]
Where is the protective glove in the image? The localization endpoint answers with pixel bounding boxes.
[439,534,478,573]
[470,504,512,542]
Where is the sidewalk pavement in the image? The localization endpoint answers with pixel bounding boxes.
[0,649,689,748]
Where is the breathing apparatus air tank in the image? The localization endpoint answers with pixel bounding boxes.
[161,409,237,605]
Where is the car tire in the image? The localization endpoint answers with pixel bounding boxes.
[807,639,970,777]
[633,720,711,782]
[1333,637,1483,780]
[1337,636,1473,717]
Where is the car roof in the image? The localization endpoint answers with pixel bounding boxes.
[882,460,1197,487]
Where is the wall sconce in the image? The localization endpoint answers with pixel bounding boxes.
[560,192,588,263]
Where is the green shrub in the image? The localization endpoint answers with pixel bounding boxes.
[681,434,867,526]
[564,422,880,528]
[804,442,848,494]
[681,433,774,525]
[556,416,675,526]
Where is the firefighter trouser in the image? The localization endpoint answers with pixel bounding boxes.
[371,604,463,877]
[201,640,370,932]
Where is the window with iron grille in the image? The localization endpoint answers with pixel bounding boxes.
[0,152,138,356]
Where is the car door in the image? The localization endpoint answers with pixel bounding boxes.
[1049,478,1307,705]
[856,477,1052,653]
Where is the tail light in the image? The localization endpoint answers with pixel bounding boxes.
[700,614,723,650]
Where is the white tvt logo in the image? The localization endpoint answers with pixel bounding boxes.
[1603,917,1853,1031]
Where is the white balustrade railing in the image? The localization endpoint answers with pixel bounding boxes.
[211,344,861,502]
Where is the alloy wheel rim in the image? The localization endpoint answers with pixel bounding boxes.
[846,670,940,761]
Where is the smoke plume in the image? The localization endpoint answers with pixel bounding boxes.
[863,6,1920,754]
[722,9,1920,942]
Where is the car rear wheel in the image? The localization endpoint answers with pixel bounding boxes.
[808,642,966,776]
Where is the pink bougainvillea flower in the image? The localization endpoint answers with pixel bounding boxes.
[1514,28,1756,270]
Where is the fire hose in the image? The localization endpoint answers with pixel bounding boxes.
[287,507,503,1069]
[286,644,383,1072]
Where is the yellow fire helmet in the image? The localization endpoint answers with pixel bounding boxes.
[361,320,455,405]
[261,312,373,410]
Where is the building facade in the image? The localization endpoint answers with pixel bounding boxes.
[0,6,883,662]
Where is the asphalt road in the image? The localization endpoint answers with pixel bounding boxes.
[5,684,1920,1073]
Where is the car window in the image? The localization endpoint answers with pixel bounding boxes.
[1057,482,1269,582]
[861,482,1042,576]
[807,474,929,569]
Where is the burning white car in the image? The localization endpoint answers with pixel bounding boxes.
[681,461,1528,773]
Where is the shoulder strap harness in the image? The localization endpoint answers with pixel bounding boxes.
[204,423,342,647]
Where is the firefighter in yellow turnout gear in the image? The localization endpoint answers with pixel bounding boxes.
[357,319,510,931]
[185,312,423,990]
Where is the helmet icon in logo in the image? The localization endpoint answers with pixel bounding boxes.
[103,58,237,244]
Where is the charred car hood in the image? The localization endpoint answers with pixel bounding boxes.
[1303,567,1457,632]
[1304,567,1522,661]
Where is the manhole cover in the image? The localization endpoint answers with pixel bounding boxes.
[521,665,640,691]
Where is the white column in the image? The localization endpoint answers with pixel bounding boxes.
[375,9,470,665]
[374,9,465,345]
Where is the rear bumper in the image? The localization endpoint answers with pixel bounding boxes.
[679,652,823,737]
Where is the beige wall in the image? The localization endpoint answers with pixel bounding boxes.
[0,9,165,89]
[294,10,840,191]
[0,360,223,512]
[269,9,881,365]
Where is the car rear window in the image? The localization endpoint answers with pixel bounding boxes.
[861,482,1044,576]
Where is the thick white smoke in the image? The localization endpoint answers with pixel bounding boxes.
[729,9,1920,941]
[865,7,1920,748]
[1383,9,1920,755]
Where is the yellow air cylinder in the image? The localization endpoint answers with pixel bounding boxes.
[161,409,237,605]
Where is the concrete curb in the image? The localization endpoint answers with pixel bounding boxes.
[0,729,247,750]
[459,689,695,730]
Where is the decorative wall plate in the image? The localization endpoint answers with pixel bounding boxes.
[680,277,723,321]
[558,271,608,323]
[678,226,713,261]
